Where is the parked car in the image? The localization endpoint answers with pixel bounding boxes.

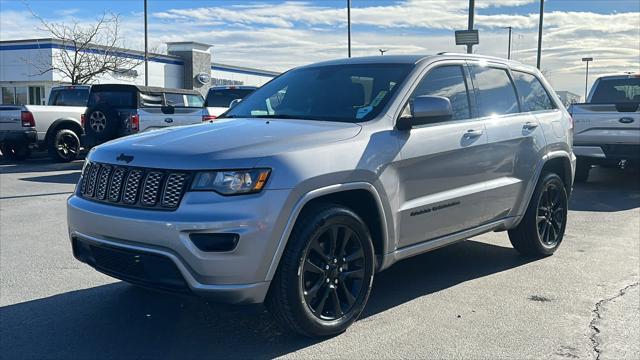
[0,85,88,161]
[83,84,211,147]
[569,73,639,182]
[68,54,575,337]
[205,85,257,118]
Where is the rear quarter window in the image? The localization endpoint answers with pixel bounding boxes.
[512,71,556,112]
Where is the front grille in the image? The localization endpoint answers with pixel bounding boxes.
[79,162,190,210]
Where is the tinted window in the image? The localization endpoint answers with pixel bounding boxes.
[164,93,185,107]
[591,78,640,103]
[225,64,412,123]
[206,89,254,107]
[48,88,89,106]
[471,66,519,117]
[411,66,471,120]
[87,91,136,108]
[512,71,555,112]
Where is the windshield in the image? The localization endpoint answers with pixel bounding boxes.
[206,89,254,107]
[223,63,413,122]
[591,77,640,103]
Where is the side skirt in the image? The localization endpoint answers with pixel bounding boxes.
[386,218,513,266]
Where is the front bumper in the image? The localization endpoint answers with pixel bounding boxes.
[0,129,37,146]
[67,189,293,304]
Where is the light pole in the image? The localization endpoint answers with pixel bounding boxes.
[504,26,512,59]
[467,0,475,54]
[144,0,148,86]
[347,0,351,58]
[582,57,593,100]
[379,49,388,56]
[536,0,544,69]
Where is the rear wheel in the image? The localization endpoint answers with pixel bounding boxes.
[266,204,375,337]
[48,128,81,162]
[574,159,591,183]
[0,142,30,161]
[508,173,568,257]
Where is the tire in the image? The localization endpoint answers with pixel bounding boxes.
[0,142,31,161]
[574,159,591,183]
[84,106,120,143]
[266,203,375,337]
[48,128,81,162]
[508,172,568,257]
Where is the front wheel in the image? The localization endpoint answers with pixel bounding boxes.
[266,204,375,337]
[508,172,568,257]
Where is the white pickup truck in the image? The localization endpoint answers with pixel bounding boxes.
[0,85,88,161]
[569,74,640,182]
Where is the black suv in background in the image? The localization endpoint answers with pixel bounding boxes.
[83,84,210,147]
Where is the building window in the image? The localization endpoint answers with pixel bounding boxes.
[1,87,15,105]
[1,86,30,105]
[29,86,45,105]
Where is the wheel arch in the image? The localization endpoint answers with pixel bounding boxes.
[265,182,389,281]
[511,150,574,228]
[45,118,84,144]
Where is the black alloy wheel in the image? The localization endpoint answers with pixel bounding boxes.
[536,181,566,248]
[301,224,365,320]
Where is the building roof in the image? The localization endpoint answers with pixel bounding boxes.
[0,38,279,77]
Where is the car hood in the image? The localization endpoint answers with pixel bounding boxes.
[88,118,362,169]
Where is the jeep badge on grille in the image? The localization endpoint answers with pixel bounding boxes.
[116,153,134,163]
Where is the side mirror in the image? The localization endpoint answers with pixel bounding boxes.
[397,95,453,130]
[229,98,242,108]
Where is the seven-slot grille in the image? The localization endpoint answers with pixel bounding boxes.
[79,162,189,210]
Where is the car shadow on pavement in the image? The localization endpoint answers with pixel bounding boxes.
[0,240,532,359]
[0,153,84,174]
[569,166,640,212]
[19,171,81,185]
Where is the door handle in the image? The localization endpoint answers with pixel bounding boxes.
[523,121,539,130]
[464,129,484,138]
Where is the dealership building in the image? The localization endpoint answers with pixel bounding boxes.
[0,38,280,105]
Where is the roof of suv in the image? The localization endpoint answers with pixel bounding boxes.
[299,53,538,72]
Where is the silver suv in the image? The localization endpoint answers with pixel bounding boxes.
[67,54,575,337]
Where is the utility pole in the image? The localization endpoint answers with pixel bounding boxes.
[347,0,351,58]
[467,0,475,54]
[144,0,149,86]
[504,26,512,59]
[582,57,593,100]
[536,0,544,69]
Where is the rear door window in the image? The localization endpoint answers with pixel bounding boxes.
[512,71,556,112]
[410,65,471,121]
[470,66,519,117]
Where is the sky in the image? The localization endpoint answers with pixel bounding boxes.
[1,0,639,96]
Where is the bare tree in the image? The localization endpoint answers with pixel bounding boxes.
[27,6,142,84]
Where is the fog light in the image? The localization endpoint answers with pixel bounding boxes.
[189,233,239,252]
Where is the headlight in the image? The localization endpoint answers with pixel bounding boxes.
[191,169,271,195]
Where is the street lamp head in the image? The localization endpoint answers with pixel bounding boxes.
[582,57,593,62]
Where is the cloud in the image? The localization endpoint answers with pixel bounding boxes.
[1,0,638,96]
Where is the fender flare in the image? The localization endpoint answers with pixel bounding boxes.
[45,118,84,144]
[511,149,575,227]
[264,182,390,281]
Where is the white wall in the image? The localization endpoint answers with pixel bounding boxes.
[0,47,54,82]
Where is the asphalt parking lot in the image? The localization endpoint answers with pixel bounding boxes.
[1,154,638,359]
